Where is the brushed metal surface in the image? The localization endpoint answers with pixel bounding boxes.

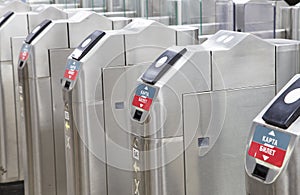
[0,14,27,61]
[0,61,21,183]
[49,48,73,195]
[27,6,68,32]
[18,12,128,195]
[202,30,275,90]
[17,19,68,195]
[268,39,300,92]
[64,19,198,195]
[184,86,275,195]
[0,5,67,186]
[0,1,30,16]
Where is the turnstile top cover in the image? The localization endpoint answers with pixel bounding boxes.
[71,30,106,61]
[141,48,187,85]
[0,10,13,27]
[25,19,52,44]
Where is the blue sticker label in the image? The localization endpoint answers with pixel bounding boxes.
[135,84,156,99]
[252,125,291,150]
[66,59,81,71]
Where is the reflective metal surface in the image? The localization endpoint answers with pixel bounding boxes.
[123,30,299,195]
[61,18,198,195]
[0,0,30,16]
[17,11,129,195]
[0,6,67,187]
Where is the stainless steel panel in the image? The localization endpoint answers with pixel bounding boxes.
[28,22,69,78]
[170,25,199,45]
[27,6,68,32]
[66,19,198,195]
[62,28,126,195]
[49,48,73,195]
[250,29,286,39]
[129,47,211,194]
[21,77,56,195]
[71,32,125,103]
[69,101,107,195]
[0,14,27,185]
[111,17,132,30]
[19,19,67,195]
[0,61,22,183]
[103,64,187,195]
[286,6,300,40]
[280,6,292,39]
[237,1,274,32]
[11,36,26,187]
[103,46,209,194]
[181,0,216,24]
[0,1,30,16]
[0,14,28,61]
[202,31,275,90]
[183,85,275,195]
[141,46,211,138]
[103,65,148,194]
[124,19,176,65]
[291,7,300,40]
[130,135,185,195]
[216,0,234,31]
[148,16,170,25]
[68,12,117,47]
[270,39,300,92]
[102,11,136,18]
[272,0,289,29]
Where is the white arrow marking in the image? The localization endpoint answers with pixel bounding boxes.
[144,86,148,90]
[140,104,143,107]
[268,130,275,137]
[262,155,269,161]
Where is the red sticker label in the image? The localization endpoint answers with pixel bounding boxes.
[248,141,287,167]
[19,51,29,61]
[64,69,78,81]
[132,95,153,111]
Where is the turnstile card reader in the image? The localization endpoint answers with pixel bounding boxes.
[131,48,187,122]
[245,74,300,194]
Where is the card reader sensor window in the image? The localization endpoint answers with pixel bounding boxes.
[252,163,269,181]
[133,110,143,121]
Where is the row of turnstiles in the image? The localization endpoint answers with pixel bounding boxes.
[1,0,300,195]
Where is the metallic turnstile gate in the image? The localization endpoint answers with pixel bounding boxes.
[61,18,198,195]
[245,74,300,195]
[16,11,130,195]
[0,6,67,194]
[103,30,300,194]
